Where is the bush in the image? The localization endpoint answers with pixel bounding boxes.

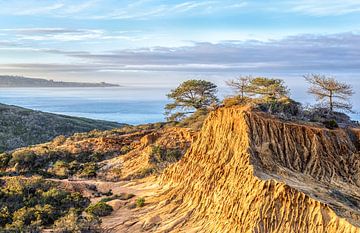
[323,120,339,129]
[52,135,66,146]
[86,202,113,217]
[11,207,36,228]
[10,150,38,172]
[100,193,135,202]
[0,206,11,226]
[136,167,155,179]
[53,208,101,233]
[50,160,69,178]
[78,162,98,178]
[136,197,145,208]
[256,97,301,117]
[0,153,11,169]
[222,96,249,107]
[0,177,90,230]
[150,146,182,164]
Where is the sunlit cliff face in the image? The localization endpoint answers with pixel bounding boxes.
[107,106,360,232]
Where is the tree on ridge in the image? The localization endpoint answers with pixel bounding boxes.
[165,79,218,121]
[304,74,354,112]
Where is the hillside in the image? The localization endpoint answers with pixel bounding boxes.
[0,75,119,87]
[0,123,194,231]
[0,103,124,152]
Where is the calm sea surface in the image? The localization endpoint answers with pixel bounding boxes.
[0,86,358,125]
[0,87,172,125]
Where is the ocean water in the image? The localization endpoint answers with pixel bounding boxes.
[0,87,172,125]
[0,86,358,125]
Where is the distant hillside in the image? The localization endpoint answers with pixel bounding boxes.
[0,75,119,87]
[0,103,125,152]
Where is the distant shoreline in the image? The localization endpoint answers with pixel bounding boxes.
[0,75,120,88]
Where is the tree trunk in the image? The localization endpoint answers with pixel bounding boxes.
[329,91,333,112]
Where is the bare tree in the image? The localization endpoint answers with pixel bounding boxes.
[226,76,252,98]
[304,74,354,112]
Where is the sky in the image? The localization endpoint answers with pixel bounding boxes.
[0,0,359,89]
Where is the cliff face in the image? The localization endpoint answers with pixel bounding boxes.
[120,106,360,233]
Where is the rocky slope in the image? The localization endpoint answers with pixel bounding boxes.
[0,103,124,152]
[0,122,194,182]
[111,106,360,233]
[98,127,194,181]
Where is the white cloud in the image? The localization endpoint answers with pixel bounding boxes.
[286,0,360,16]
[15,3,64,15]
[1,32,359,74]
[0,0,98,16]
[0,0,247,19]
[0,28,147,42]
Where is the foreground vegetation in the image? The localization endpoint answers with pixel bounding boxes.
[0,177,100,232]
[0,123,166,179]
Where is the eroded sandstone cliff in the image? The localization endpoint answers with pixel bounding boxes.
[115,106,360,233]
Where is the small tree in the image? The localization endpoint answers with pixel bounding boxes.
[247,77,289,101]
[304,74,354,112]
[226,76,252,98]
[165,80,218,121]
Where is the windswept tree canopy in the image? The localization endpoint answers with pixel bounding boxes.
[247,77,289,100]
[227,76,289,101]
[304,74,354,112]
[165,80,218,121]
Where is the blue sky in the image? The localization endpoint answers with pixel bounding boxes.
[0,0,359,89]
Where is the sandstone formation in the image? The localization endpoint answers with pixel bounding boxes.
[99,127,194,181]
[113,106,360,233]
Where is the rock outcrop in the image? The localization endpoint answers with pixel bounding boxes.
[117,106,360,233]
[99,127,194,181]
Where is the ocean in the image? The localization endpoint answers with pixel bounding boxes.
[0,87,172,125]
[0,86,358,125]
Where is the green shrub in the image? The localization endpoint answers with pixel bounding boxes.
[88,152,104,162]
[52,135,66,146]
[0,177,90,230]
[135,197,145,208]
[150,146,182,164]
[0,153,11,169]
[78,162,98,178]
[0,206,11,226]
[323,120,338,129]
[53,208,101,233]
[136,167,155,178]
[50,160,69,178]
[10,150,38,171]
[11,207,36,228]
[86,202,113,217]
[100,193,135,202]
[222,96,249,107]
[256,97,301,116]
